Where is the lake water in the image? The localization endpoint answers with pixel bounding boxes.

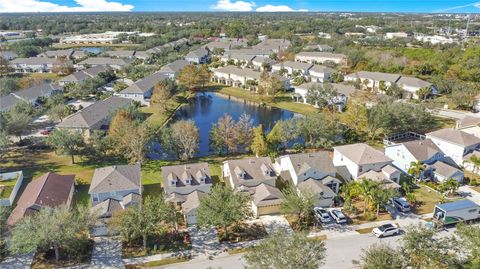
[77,47,104,54]
[149,92,299,158]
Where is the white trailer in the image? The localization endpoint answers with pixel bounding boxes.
[433,199,480,226]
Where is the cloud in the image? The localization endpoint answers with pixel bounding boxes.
[433,1,480,12]
[255,4,308,12]
[0,0,134,12]
[211,0,255,11]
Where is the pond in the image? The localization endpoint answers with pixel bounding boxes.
[149,92,300,158]
[77,47,104,54]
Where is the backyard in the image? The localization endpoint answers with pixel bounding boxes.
[411,185,445,215]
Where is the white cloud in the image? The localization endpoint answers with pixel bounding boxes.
[433,1,480,12]
[211,0,255,11]
[255,4,308,12]
[0,0,134,13]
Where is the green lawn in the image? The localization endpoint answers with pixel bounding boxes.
[141,92,193,130]
[412,185,444,215]
[211,84,319,115]
[0,178,18,199]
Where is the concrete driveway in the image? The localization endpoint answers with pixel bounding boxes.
[259,215,292,234]
[459,185,480,205]
[90,236,125,269]
[188,227,222,258]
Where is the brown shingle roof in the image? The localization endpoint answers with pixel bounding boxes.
[7,172,75,225]
[89,163,141,194]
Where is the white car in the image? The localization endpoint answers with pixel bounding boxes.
[372,223,400,238]
[329,209,347,224]
[314,207,332,223]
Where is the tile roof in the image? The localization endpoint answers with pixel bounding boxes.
[89,163,141,194]
[334,143,392,165]
[57,96,131,129]
[7,172,75,225]
[427,128,480,148]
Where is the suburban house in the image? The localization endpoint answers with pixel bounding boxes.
[384,139,464,182]
[344,71,401,91]
[223,157,277,190]
[426,128,480,168]
[294,52,347,65]
[220,53,256,67]
[7,172,75,226]
[204,38,248,51]
[185,47,210,64]
[333,143,401,188]
[212,66,290,91]
[57,96,132,139]
[104,50,136,59]
[77,57,133,70]
[146,38,189,55]
[396,76,437,99]
[224,48,272,58]
[304,44,334,52]
[1,82,62,111]
[385,32,409,39]
[275,152,341,207]
[293,82,356,110]
[252,38,291,53]
[117,72,168,105]
[58,65,112,86]
[158,60,190,79]
[38,49,76,59]
[271,61,313,77]
[250,183,284,217]
[308,65,335,82]
[0,51,18,60]
[89,164,142,218]
[456,116,480,138]
[162,163,212,225]
[251,56,276,71]
[10,57,58,73]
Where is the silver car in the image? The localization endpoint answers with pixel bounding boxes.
[372,223,400,238]
[314,207,332,223]
[329,209,347,224]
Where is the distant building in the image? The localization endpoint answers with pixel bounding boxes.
[253,38,291,53]
[10,57,59,73]
[58,65,112,86]
[77,57,133,70]
[0,83,63,112]
[0,51,18,60]
[158,60,190,79]
[117,72,168,105]
[295,52,347,65]
[385,32,409,39]
[185,47,210,64]
[271,61,313,77]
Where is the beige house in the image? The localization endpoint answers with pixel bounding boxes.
[250,183,284,217]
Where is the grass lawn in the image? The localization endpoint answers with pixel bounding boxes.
[211,84,318,115]
[218,222,268,243]
[412,185,444,215]
[433,116,456,130]
[355,227,375,234]
[0,177,19,199]
[22,73,60,82]
[141,92,193,130]
[125,256,190,268]
[122,231,191,259]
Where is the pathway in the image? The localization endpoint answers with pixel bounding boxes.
[0,253,34,269]
[459,185,480,205]
[90,236,125,269]
[187,227,223,259]
[259,215,292,234]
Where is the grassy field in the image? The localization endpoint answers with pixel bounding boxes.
[412,185,444,215]
[141,92,192,130]
[0,178,18,199]
[210,84,319,115]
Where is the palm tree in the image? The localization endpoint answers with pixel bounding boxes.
[469,155,480,174]
[355,178,378,215]
[408,161,426,180]
[442,178,459,196]
[369,185,399,217]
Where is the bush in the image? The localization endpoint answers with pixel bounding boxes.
[363,211,377,221]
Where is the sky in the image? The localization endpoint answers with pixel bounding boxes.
[1,0,480,13]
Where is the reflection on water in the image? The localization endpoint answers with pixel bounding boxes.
[149,92,299,159]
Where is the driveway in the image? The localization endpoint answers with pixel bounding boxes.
[90,236,125,269]
[259,215,292,234]
[0,253,34,269]
[459,185,480,205]
[188,227,222,258]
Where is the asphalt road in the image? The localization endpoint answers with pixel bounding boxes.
[160,228,456,269]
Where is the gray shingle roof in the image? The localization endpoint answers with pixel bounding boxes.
[427,128,480,148]
[104,50,136,58]
[224,157,277,189]
[285,152,337,176]
[214,66,262,80]
[334,143,392,165]
[120,72,168,94]
[429,160,462,179]
[186,47,209,58]
[39,49,74,58]
[57,96,131,129]
[159,60,189,74]
[253,39,291,51]
[295,51,346,60]
[458,116,480,129]
[59,65,112,83]
[397,76,432,88]
[401,139,442,161]
[11,57,57,65]
[0,94,23,111]
[12,83,62,102]
[181,190,207,214]
[298,178,336,197]
[89,163,141,194]
[331,83,357,96]
[162,163,212,194]
[79,57,132,66]
[274,61,313,71]
[251,183,284,207]
[346,71,401,83]
[0,51,18,60]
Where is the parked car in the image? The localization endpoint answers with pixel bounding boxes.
[391,197,411,213]
[40,126,55,135]
[314,207,332,223]
[329,209,347,224]
[372,223,400,238]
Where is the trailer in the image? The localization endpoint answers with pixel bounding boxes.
[433,199,480,226]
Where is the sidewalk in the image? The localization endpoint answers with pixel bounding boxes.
[0,253,34,269]
[459,185,480,205]
[90,236,125,269]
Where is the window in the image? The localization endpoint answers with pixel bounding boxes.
[359,166,363,173]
